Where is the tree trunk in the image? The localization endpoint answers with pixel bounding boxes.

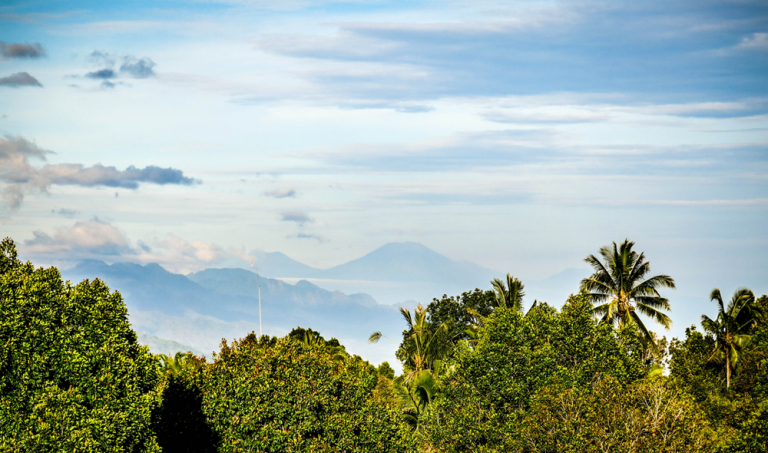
[726,353,731,388]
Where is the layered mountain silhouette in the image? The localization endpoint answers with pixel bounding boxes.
[57,242,582,367]
[59,259,403,361]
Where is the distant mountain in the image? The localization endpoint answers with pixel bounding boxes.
[60,242,503,366]
[249,250,324,278]
[188,268,378,307]
[324,242,497,283]
[60,261,403,359]
[249,242,500,305]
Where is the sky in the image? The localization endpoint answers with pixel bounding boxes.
[1,0,767,349]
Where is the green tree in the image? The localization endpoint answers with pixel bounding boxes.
[701,288,760,388]
[152,355,219,453]
[580,239,675,345]
[158,351,194,376]
[491,273,525,312]
[200,332,415,452]
[0,238,162,452]
[288,326,349,361]
[370,304,449,382]
[423,295,645,452]
[425,289,496,345]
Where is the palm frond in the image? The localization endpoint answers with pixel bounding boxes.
[635,303,672,329]
[634,296,671,311]
[592,302,611,317]
[700,315,719,336]
[710,288,725,315]
[629,310,656,348]
[400,306,415,328]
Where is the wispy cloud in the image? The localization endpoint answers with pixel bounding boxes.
[54,208,79,218]
[734,32,768,51]
[280,210,313,224]
[264,188,296,198]
[295,232,325,242]
[0,136,200,209]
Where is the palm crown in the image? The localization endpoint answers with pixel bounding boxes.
[701,288,760,388]
[580,239,675,343]
[491,273,525,312]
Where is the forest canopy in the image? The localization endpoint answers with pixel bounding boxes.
[1,237,766,452]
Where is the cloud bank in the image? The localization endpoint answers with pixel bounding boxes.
[21,219,252,274]
[83,51,156,86]
[0,136,200,209]
[25,219,132,256]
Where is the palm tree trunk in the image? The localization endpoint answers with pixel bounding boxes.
[726,353,731,388]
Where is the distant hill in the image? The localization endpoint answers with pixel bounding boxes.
[249,250,324,278]
[59,242,503,366]
[136,331,204,357]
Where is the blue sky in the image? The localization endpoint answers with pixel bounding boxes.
[1,0,767,348]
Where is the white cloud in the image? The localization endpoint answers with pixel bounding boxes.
[24,219,131,255]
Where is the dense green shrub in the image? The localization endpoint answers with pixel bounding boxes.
[0,238,162,452]
[200,333,415,452]
[423,295,646,452]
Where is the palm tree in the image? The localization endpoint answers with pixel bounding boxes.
[580,239,675,345]
[158,351,193,376]
[395,370,437,430]
[491,273,525,312]
[291,327,349,362]
[369,303,449,383]
[701,288,760,388]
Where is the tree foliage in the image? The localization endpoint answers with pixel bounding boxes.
[0,238,162,452]
[201,332,415,452]
[423,295,646,452]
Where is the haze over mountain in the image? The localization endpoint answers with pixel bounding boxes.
[60,259,405,367]
[251,242,500,305]
[59,241,589,369]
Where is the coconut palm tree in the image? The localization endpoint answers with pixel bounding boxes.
[701,288,760,388]
[491,273,525,312]
[369,303,449,383]
[580,239,675,344]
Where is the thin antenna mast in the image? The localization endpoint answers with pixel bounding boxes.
[251,259,263,337]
